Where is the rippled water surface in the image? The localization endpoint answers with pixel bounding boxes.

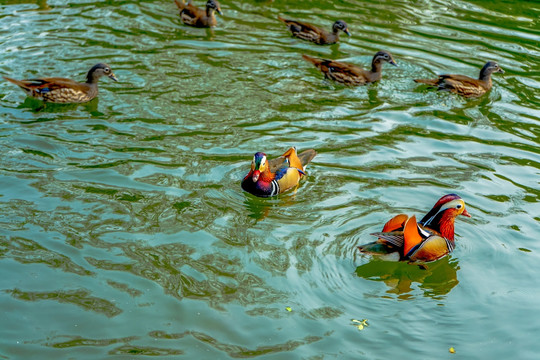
[1,0,539,358]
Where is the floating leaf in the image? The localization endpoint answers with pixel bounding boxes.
[351,319,369,330]
[449,347,455,354]
[285,306,292,312]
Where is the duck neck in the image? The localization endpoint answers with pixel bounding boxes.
[478,65,493,83]
[206,7,214,17]
[86,73,97,84]
[438,215,456,241]
[371,58,382,74]
[430,213,456,240]
[85,67,101,85]
[259,169,275,182]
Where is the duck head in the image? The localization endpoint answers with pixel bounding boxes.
[419,194,471,240]
[206,0,222,15]
[86,63,118,83]
[373,51,397,67]
[479,61,504,81]
[333,20,351,36]
[250,152,268,182]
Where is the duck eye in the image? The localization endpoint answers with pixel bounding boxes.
[456,204,462,209]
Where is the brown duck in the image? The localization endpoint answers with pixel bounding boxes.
[278,16,350,45]
[174,0,222,28]
[3,63,118,103]
[414,61,504,97]
[302,51,397,86]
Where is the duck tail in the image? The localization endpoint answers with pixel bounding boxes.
[297,149,317,168]
[3,76,20,86]
[2,76,30,90]
[174,0,186,10]
[301,54,325,68]
[413,78,439,86]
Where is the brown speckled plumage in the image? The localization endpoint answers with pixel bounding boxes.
[302,51,397,86]
[414,61,504,98]
[174,0,222,28]
[3,63,118,103]
[278,16,350,45]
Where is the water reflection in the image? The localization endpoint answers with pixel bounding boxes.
[242,191,301,221]
[2,0,50,10]
[14,97,101,115]
[355,256,459,300]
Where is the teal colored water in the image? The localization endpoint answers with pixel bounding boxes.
[0,0,539,358]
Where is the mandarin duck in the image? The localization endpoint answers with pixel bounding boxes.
[174,0,222,28]
[414,61,504,98]
[241,147,317,197]
[358,194,471,263]
[278,16,350,45]
[302,51,397,86]
[3,63,117,104]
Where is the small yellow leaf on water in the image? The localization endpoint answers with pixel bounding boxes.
[351,319,369,330]
[449,347,455,354]
[285,307,292,312]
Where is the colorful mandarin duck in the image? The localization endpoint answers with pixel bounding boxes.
[357,194,471,263]
[302,51,397,86]
[414,61,504,98]
[3,63,117,104]
[278,16,350,45]
[174,0,222,28]
[241,147,317,197]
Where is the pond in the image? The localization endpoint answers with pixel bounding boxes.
[0,0,539,358]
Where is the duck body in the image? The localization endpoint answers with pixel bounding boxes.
[3,63,117,104]
[358,194,471,263]
[241,147,317,197]
[302,51,397,86]
[175,0,222,28]
[278,16,350,45]
[414,61,504,97]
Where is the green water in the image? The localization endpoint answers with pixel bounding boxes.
[0,0,539,358]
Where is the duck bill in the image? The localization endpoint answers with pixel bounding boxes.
[344,29,351,37]
[217,9,223,15]
[252,170,260,182]
[109,73,118,82]
[389,59,398,67]
[461,209,471,218]
[498,68,505,74]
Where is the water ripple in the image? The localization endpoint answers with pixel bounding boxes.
[0,0,539,358]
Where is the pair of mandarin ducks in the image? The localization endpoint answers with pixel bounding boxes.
[303,52,503,97]
[241,146,471,263]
